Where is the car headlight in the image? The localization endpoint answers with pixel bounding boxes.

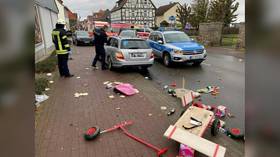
[174,50,183,55]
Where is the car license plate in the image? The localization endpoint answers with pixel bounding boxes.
[130,53,146,58]
[190,55,202,60]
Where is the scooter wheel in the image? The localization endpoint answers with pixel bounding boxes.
[84,126,101,141]
[211,119,220,136]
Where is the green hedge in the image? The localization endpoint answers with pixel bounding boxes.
[35,52,57,73]
[35,77,49,95]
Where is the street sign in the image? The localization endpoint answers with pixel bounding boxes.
[169,16,176,21]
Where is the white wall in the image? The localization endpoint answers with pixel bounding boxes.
[39,7,56,48]
[35,4,58,62]
[55,0,66,21]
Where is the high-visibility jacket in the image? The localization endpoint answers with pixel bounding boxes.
[52,28,70,54]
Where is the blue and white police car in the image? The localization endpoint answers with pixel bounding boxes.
[147,31,207,66]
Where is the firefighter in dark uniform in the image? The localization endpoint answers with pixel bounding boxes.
[52,19,74,78]
[92,25,108,70]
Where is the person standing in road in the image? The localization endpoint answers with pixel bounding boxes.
[92,25,108,70]
[52,19,74,78]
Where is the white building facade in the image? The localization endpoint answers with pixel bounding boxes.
[35,0,59,62]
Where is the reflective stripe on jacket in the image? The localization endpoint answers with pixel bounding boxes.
[52,30,70,54]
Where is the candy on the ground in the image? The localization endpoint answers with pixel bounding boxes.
[161,106,167,110]
[45,88,50,91]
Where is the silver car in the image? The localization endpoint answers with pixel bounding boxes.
[105,37,154,70]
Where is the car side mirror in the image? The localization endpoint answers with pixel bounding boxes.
[157,40,163,44]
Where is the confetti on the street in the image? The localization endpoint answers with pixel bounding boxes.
[134,89,139,93]
[114,81,122,85]
[160,106,167,110]
[49,81,54,84]
[45,88,50,91]
[116,107,121,110]
[74,92,88,98]
[148,113,153,116]
[46,73,52,76]
[103,81,110,85]
[120,95,126,98]
[76,76,81,79]
[109,95,115,99]
[85,68,90,70]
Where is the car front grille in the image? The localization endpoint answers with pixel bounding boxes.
[182,49,204,55]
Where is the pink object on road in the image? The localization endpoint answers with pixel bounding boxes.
[179,144,194,157]
[114,83,137,96]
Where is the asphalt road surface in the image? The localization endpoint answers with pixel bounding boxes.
[148,47,245,131]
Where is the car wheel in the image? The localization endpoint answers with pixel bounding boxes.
[107,57,114,71]
[163,53,171,67]
[193,61,203,66]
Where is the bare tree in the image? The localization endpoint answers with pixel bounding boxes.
[176,3,192,29]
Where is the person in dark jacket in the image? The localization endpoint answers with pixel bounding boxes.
[52,19,74,77]
[92,25,108,70]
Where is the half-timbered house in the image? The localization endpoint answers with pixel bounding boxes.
[111,0,156,27]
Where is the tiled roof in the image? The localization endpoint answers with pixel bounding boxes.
[35,0,59,13]
[111,0,127,12]
[156,2,178,16]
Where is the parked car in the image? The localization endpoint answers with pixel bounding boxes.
[147,31,207,66]
[105,37,154,70]
[119,30,137,38]
[135,28,153,40]
[72,31,94,46]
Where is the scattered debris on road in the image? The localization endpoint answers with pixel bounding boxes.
[120,95,126,98]
[160,106,167,111]
[148,113,153,116]
[116,107,121,110]
[76,76,81,79]
[74,92,88,98]
[46,73,52,76]
[109,95,115,99]
[49,81,54,84]
[45,88,50,91]
[114,83,138,96]
[35,94,49,107]
[167,108,176,116]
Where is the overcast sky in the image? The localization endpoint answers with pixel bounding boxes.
[64,0,245,22]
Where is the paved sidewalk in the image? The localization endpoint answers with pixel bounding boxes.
[35,46,181,157]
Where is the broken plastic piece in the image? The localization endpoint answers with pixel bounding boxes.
[103,81,110,85]
[167,108,176,116]
[161,106,167,111]
[45,88,50,91]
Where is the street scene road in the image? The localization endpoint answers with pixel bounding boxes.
[35,45,244,157]
[35,0,245,156]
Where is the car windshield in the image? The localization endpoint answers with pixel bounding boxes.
[164,32,191,43]
[119,31,136,37]
[77,31,89,37]
[136,29,144,32]
[121,39,150,49]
